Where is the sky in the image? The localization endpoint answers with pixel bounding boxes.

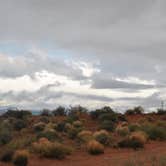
[0,0,166,112]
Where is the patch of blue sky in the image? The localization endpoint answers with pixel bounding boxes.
[39,41,73,60]
[0,41,29,56]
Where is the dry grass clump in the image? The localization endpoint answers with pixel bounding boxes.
[73,120,83,128]
[32,138,72,159]
[116,126,130,137]
[129,131,148,144]
[12,150,29,166]
[118,131,148,150]
[93,130,110,145]
[77,130,93,142]
[87,140,104,155]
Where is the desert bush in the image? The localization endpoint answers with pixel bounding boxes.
[87,140,104,155]
[77,130,93,143]
[129,131,148,144]
[39,116,50,123]
[37,129,59,141]
[52,106,66,116]
[157,109,166,115]
[118,114,127,121]
[73,120,83,128]
[100,120,115,132]
[116,126,130,137]
[155,120,166,128]
[125,106,144,115]
[118,137,143,150]
[40,109,50,116]
[98,113,118,123]
[32,138,72,159]
[93,130,110,145]
[67,127,79,139]
[0,128,12,145]
[56,122,66,132]
[90,106,115,119]
[0,148,14,162]
[3,110,31,119]
[118,131,147,149]
[33,122,46,132]
[13,150,29,166]
[13,119,27,131]
[128,123,141,132]
[141,123,166,140]
[7,136,36,150]
[64,123,73,132]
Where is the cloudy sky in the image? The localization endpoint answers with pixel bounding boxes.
[0,0,166,111]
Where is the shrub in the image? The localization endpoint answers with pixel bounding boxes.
[56,122,66,132]
[40,109,50,116]
[157,109,166,115]
[118,131,147,150]
[13,150,29,166]
[128,123,141,132]
[13,119,27,131]
[33,122,45,132]
[116,126,130,137]
[52,106,66,116]
[141,124,166,140]
[3,110,31,119]
[100,120,115,132]
[67,127,79,139]
[73,121,83,128]
[77,130,93,143]
[87,140,104,155]
[0,128,12,145]
[37,129,59,141]
[125,106,144,115]
[7,136,36,150]
[98,113,118,123]
[118,137,143,150]
[39,116,50,123]
[129,131,148,144]
[64,123,73,132]
[32,138,72,159]
[90,106,115,119]
[93,130,110,145]
[0,148,14,162]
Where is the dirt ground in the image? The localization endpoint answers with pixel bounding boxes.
[1,141,166,166]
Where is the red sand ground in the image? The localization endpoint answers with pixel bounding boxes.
[1,141,166,166]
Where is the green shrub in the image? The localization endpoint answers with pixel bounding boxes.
[33,122,45,132]
[13,119,27,131]
[52,106,66,116]
[93,130,110,145]
[7,136,36,150]
[3,110,31,119]
[118,137,144,150]
[39,116,50,123]
[99,113,118,123]
[0,128,12,145]
[0,148,14,162]
[13,150,29,166]
[77,130,93,143]
[128,123,141,132]
[100,120,115,132]
[141,124,166,140]
[118,131,147,150]
[87,140,104,155]
[56,122,66,132]
[116,126,130,137]
[67,127,80,139]
[37,129,59,141]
